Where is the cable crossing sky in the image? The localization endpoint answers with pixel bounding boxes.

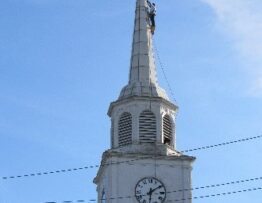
[43,186,262,203]
[2,134,262,180]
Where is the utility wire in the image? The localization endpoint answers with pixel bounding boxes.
[167,175,262,194]
[180,134,262,153]
[2,134,262,180]
[168,187,262,202]
[44,186,262,203]
[1,165,99,180]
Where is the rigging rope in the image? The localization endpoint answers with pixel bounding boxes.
[153,39,178,104]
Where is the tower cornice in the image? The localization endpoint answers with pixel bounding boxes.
[94,150,196,184]
[108,96,178,117]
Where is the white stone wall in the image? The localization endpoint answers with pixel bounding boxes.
[97,155,193,203]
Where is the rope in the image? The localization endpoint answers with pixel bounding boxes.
[153,39,178,104]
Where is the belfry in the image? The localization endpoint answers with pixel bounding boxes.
[94,0,195,202]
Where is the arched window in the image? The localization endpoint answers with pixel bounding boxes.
[163,115,173,145]
[139,110,157,143]
[118,112,132,147]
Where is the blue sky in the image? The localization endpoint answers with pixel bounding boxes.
[0,0,262,202]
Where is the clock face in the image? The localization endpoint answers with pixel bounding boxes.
[135,177,166,203]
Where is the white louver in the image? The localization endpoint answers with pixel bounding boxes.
[139,110,156,143]
[163,115,172,145]
[118,112,132,147]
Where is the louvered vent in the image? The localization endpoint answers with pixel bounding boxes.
[163,115,172,145]
[118,112,132,147]
[139,110,157,143]
[111,119,114,148]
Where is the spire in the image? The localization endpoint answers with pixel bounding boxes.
[119,0,169,101]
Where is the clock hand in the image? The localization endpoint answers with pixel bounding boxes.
[147,188,153,195]
[150,185,162,193]
[148,188,152,203]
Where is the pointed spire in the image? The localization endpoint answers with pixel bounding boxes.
[119,0,169,101]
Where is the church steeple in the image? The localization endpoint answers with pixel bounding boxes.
[108,0,178,154]
[119,0,169,100]
[94,1,195,202]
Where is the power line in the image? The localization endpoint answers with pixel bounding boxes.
[168,187,262,202]
[167,176,262,194]
[180,134,262,153]
[43,186,262,203]
[1,165,99,180]
[2,134,262,180]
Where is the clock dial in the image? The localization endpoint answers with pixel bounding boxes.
[135,177,166,203]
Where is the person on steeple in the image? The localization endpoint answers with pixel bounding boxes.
[147,0,156,34]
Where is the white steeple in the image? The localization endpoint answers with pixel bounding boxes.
[94,1,195,202]
[108,0,178,154]
[119,0,169,100]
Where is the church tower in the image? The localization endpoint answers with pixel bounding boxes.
[94,0,195,202]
